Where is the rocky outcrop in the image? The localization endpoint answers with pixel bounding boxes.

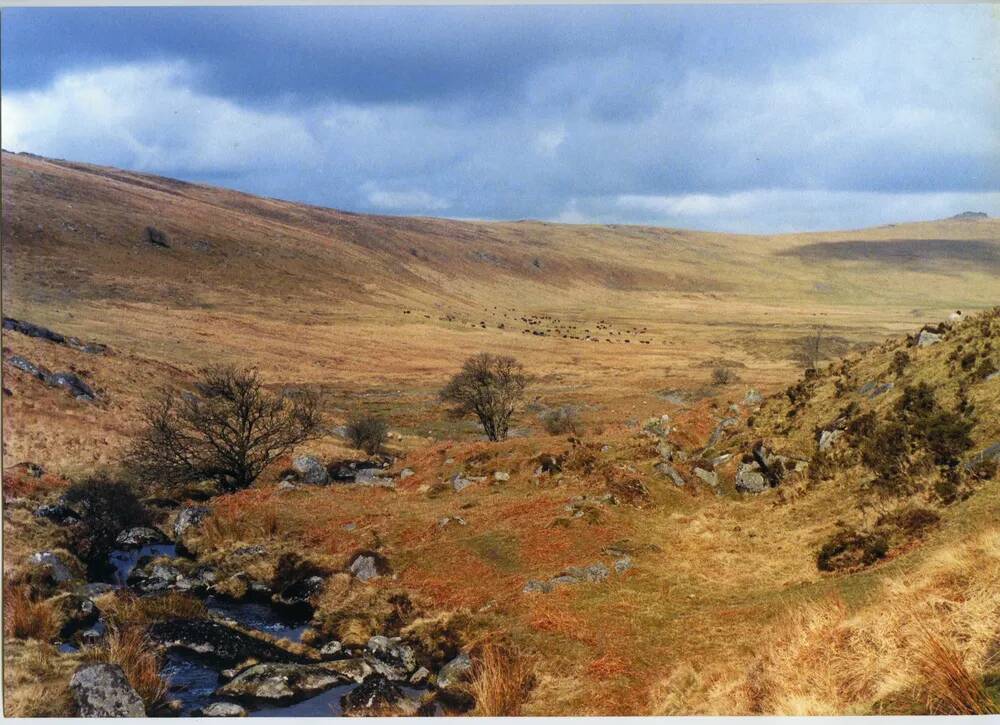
[2,317,107,354]
[70,663,145,717]
[3,355,96,400]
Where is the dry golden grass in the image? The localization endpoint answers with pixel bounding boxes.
[2,640,82,717]
[915,626,999,715]
[468,640,536,716]
[97,589,207,627]
[651,528,1000,715]
[83,624,167,708]
[3,582,60,641]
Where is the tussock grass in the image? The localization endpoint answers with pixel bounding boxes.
[468,640,536,716]
[83,624,167,708]
[3,583,60,641]
[99,590,207,627]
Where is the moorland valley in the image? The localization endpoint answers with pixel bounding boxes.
[2,150,999,716]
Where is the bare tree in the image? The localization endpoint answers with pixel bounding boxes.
[441,353,530,441]
[127,365,321,492]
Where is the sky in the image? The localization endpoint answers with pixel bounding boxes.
[2,5,998,233]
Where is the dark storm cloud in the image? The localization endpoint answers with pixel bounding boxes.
[2,5,997,232]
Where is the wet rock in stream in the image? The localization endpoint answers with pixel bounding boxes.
[149,619,302,667]
[217,659,371,703]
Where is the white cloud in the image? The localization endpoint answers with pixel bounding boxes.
[1,62,318,175]
[535,125,566,157]
[362,182,450,212]
[606,190,1000,233]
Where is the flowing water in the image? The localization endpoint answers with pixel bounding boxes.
[100,542,436,716]
[107,543,178,586]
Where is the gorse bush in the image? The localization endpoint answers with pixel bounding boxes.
[346,413,389,455]
[711,367,736,386]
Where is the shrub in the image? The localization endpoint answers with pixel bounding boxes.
[346,413,389,455]
[816,528,888,572]
[441,353,530,442]
[63,475,149,575]
[711,367,736,386]
[891,350,911,376]
[922,411,974,465]
[877,506,940,539]
[127,365,321,492]
[540,406,580,435]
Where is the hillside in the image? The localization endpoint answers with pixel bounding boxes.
[2,150,999,470]
[1,151,998,717]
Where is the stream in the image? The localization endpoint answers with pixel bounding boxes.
[99,542,436,716]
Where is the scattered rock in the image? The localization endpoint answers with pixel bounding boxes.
[146,226,170,248]
[367,635,418,675]
[693,467,718,488]
[614,556,633,574]
[348,551,390,582]
[743,388,763,406]
[292,455,330,485]
[28,550,77,584]
[319,640,344,660]
[707,417,739,448]
[200,702,248,717]
[35,502,80,525]
[174,506,210,540]
[410,667,431,686]
[399,468,415,479]
[735,463,768,494]
[451,474,474,492]
[917,330,942,347]
[655,461,686,487]
[115,526,168,549]
[70,663,145,717]
[437,515,467,528]
[819,429,843,451]
[493,471,510,482]
[341,675,420,716]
